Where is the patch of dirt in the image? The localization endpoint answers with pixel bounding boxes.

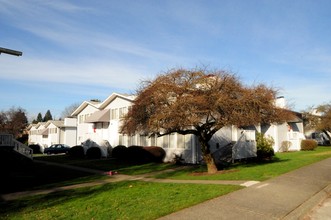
[190,169,239,176]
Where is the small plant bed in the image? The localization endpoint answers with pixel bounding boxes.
[0,181,242,220]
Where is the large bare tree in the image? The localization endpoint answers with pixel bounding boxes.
[0,107,28,139]
[303,104,331,140]
[121,68,293,173]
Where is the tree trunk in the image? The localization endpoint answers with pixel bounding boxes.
[203,153,218,174]
[198,135,218,174]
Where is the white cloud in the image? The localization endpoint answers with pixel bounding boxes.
[0,56,147,89]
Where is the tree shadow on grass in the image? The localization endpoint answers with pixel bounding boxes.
[0,181,130,217]
[229,156,291,168]
[154,157,291,179]
[0,161,96,195]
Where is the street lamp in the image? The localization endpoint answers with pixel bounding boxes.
[0,47,23,56]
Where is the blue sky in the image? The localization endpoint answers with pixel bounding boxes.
[1,0,331,120]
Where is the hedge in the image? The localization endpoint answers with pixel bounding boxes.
[301,139,317,151]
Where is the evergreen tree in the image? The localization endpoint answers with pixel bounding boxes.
[43,110,53,122]
[37,113,43,122]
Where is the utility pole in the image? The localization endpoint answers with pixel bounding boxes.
[0,47,23,56]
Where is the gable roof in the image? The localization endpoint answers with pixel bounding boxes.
[35,122,46,129]
[45,120,65,128]
[71,100,101,117]
[99,93,136,110]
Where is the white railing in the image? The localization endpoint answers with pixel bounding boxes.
[0,133,33,159]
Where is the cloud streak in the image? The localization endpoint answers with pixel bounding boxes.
[1,0,331,116]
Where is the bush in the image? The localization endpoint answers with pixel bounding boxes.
[86,147,102,159]
[256,132,275,160]
[280,141,292,152]
[69,145,85,158]
[143,146,166,163]
[127,145,151,163]
[28,144,42,154]
[112,145,128,159]
[301,140,318,151]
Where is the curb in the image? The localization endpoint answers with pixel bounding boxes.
[283,184,331,219]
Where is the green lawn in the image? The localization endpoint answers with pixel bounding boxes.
[2,147,331,219]
[154,146,331,181]
[0,181,241,220]
[34,155,177,175]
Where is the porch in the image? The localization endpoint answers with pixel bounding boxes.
[0,133,33,159]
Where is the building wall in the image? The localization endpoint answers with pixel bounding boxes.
[71,94,306,163]
[76,105,99,144]
[260,122,304,152]
[28,126,38,144]
[96,96,133,146]
[64,127,77,146]
[47,123,59,146]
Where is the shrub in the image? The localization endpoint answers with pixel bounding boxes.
[256,132,275,160]
[172,154,185,165]
[301,140,317,151]
[127,145,151,163]
[112,145,128,159]
[86,147,102,159]
[143,146,166,163]
[28,144,42,154]
[280,141,292,152]
[69,145,85,158]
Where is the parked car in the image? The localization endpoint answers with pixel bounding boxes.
[44,144,71,155]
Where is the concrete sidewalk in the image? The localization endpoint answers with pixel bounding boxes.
[159,158,331,220]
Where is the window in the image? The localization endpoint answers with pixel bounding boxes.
[49,128,57,134]
[177,134,184,148]
[79,115,83,123]
[139,135,148,146]
[150,134,157,146]
[177,134,192,149]
[119,107,127,118]
[128,135,136,146]
[79,114,91,123]
[169,133,175,148]
[162,135,169,148]
[119,135,124,145]
[111,109,118,120]
[184,135,192,149]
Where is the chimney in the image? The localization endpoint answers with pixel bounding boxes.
[275,96,286,108]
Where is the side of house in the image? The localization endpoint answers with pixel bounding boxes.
[27,118,77,149]
[28,122,48,148]
[28,93,305,162]
[69,93,305,163]
[71,100,101,145]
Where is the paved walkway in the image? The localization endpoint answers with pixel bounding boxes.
[303,196,331,220]
[158,158,331,220]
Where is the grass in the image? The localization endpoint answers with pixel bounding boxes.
[0,181,242,220]
[154,146,331,181]
[0,161,107,194]
[34,155,177,175]
[2,146,331,219]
